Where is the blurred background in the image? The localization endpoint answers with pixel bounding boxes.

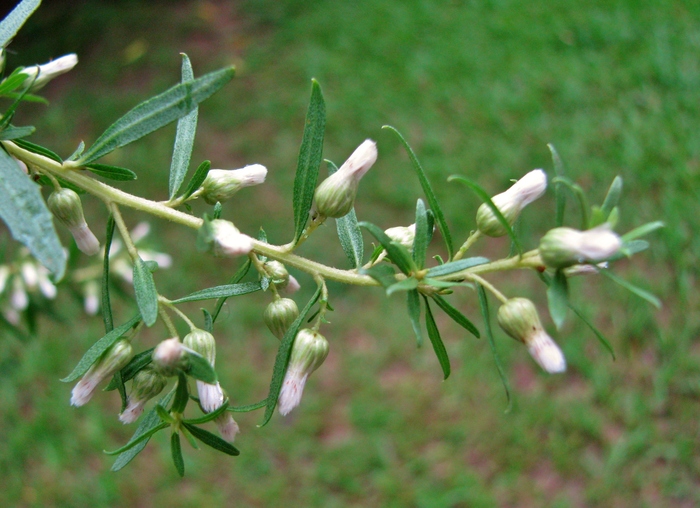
[0,0,698,505]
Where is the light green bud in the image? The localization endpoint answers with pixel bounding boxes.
[264,298,299,339]
[183,329,216,365]
[119,366,168,424]
[539,225,622,269]
[201,164,267,205]
[265,260,289,288]
[48,188,100,255]
[71,339,134,406]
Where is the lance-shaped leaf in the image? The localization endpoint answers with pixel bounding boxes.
[0,68,31,96]
[78,66,234,164]
[413,199,429,269]
[84,163,137,181]
[0,0,40,48]
[212,259,251,322]
[547,269,569,330]
[386,276,419,296]
[171,433,185,477]
[327,160,364,268]
[601,176,623,218]
[169,54,198,199]
[180,160,210,201]
[186,350,217,384]
[600,269,661,308]
[476,284,512,412]
[292,79,325,244]
[407,289,423,347]
[383,125,453,260]
[547,143,566,227]
[260,285,322,426]
[182,422,240,456]
[0,147,66,278]
[0,125,35,140]
[172,281,262,304]
[359,264,397,289]
[448,175,523,257]
[568,303,615,360]
[431,294,480,338]
[425,257,490,278]
[229,399,267,413]
[184,399,230,424]
[550,175,590,230]
[111,391,175,470]
[13,138,62,162]
[104,421,169,456]
[60,314,140,382]
[102,216,116,332]
[621,221,664,242]
[172,372,190,413]
[359,221,416,275]
[133,256,159,326]
[422,296,450,379]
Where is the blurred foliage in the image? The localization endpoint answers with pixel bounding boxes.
[1,0,699,506]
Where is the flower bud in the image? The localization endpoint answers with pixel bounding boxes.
[152,337,186,376]
[119,366,167,424]
[476,169,547,237]
[284,275,301,294]
[385,223,416,250]
[264,260,289,288]
[497,298,566,373]
[183,329,216,365]
[22,53,78,92]
[313,139,377,218]
[201,164,267,204]
[539,225,621,269]
[264,298,299,340]
[278,328,329,415]
[71,339,134,406]
[215,412,240,443]
[48,188,100,255]
[209,220,254,257]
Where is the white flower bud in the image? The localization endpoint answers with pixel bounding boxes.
[36,266,57,299]
[71,340,134,406]
[201,164,267,204]
[476,169,547,237]
[83,280,100,315]
[284,275,301,294]
[385,223,416,250]
[278,329,329,415]
[539,225,622,269]
[313,139,377,218]
[215,412,240,443]
[22,53,78,92]
[11,276,28,310]
[119,366,167,424]
[152,337,186,375]
[497,298,566,374]
[210,220,254,257]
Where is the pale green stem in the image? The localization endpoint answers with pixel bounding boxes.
[312,274,329,332]
[159,296,196,331]
[158,306,179,338]
[248,252,280,298]
[452,230,481,261]
[109,203,140,262]
[466,273,508,304]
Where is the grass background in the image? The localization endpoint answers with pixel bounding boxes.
[1,0,698,506]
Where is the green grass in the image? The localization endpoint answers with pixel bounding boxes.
[1,0,699,506]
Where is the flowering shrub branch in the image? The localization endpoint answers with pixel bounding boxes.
[0,0,663,476]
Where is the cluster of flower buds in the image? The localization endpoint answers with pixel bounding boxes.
[264,297,300,339]
[48,188,100,256]
[313,139,377,218]
[278,328,329,415]
[71,339,134,406]
[539,225,622,269]
[201,164,267,205]
[496,298,566,374]
[0,250,57,324]
[21,53,78,92]
[476,169,547,237]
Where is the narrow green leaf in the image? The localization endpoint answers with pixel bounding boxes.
[260,285,322,427]
[229,399,267,412]
[358,221,416,275]
[111,391,175,470]
[547,269,569,330]
[102,216,116,332]
[383,125,453,260]
[448,175,523,256]
[61,314,141,382]
[202,308,213,333]
[386,276,419,296]
[422,296,450,379]
[615,239,649,259]
[13,138,62,162]
[184,399,230,424]
[67,141,85,161]
[212,259,251,322]
[3,91,48,104]
[0,0,41,48]
[79,67,234,164]
[182,423,240,456]
[431,294,480,338]
[172,281,261,304]
[359,264,397,289]
[0,147,66,278]
[476,283,512,412]
[547,143,566,227]
[407,289,423,347]
[422,277,471,289]
[600,269,661,308]
[0,125,35,140]
[621,221,665,242]
[114,370,127,411]
[133,256,159,326]
[327,161,364,268]
[155,404,175,424]
[601,176,623,218]
[179,159,210,201]
[168,54,198,199]
[568,303,616,360]
[0,68,32,95]
[84,163,137,181]
[172,372,190,413]
[413,199,429,269]
[425,257,490,278]
[170,433,185,477]
[104,422,169,456]
[105,348,154,391]
[551,175,590,230]
[186,351,217,384]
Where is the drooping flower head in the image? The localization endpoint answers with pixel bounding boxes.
[278,328,329,415]
[71,339,134,406]
[264,297,300,340]
[119,366,167,424]
[539,225,622,269]
[48,188,100,256]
